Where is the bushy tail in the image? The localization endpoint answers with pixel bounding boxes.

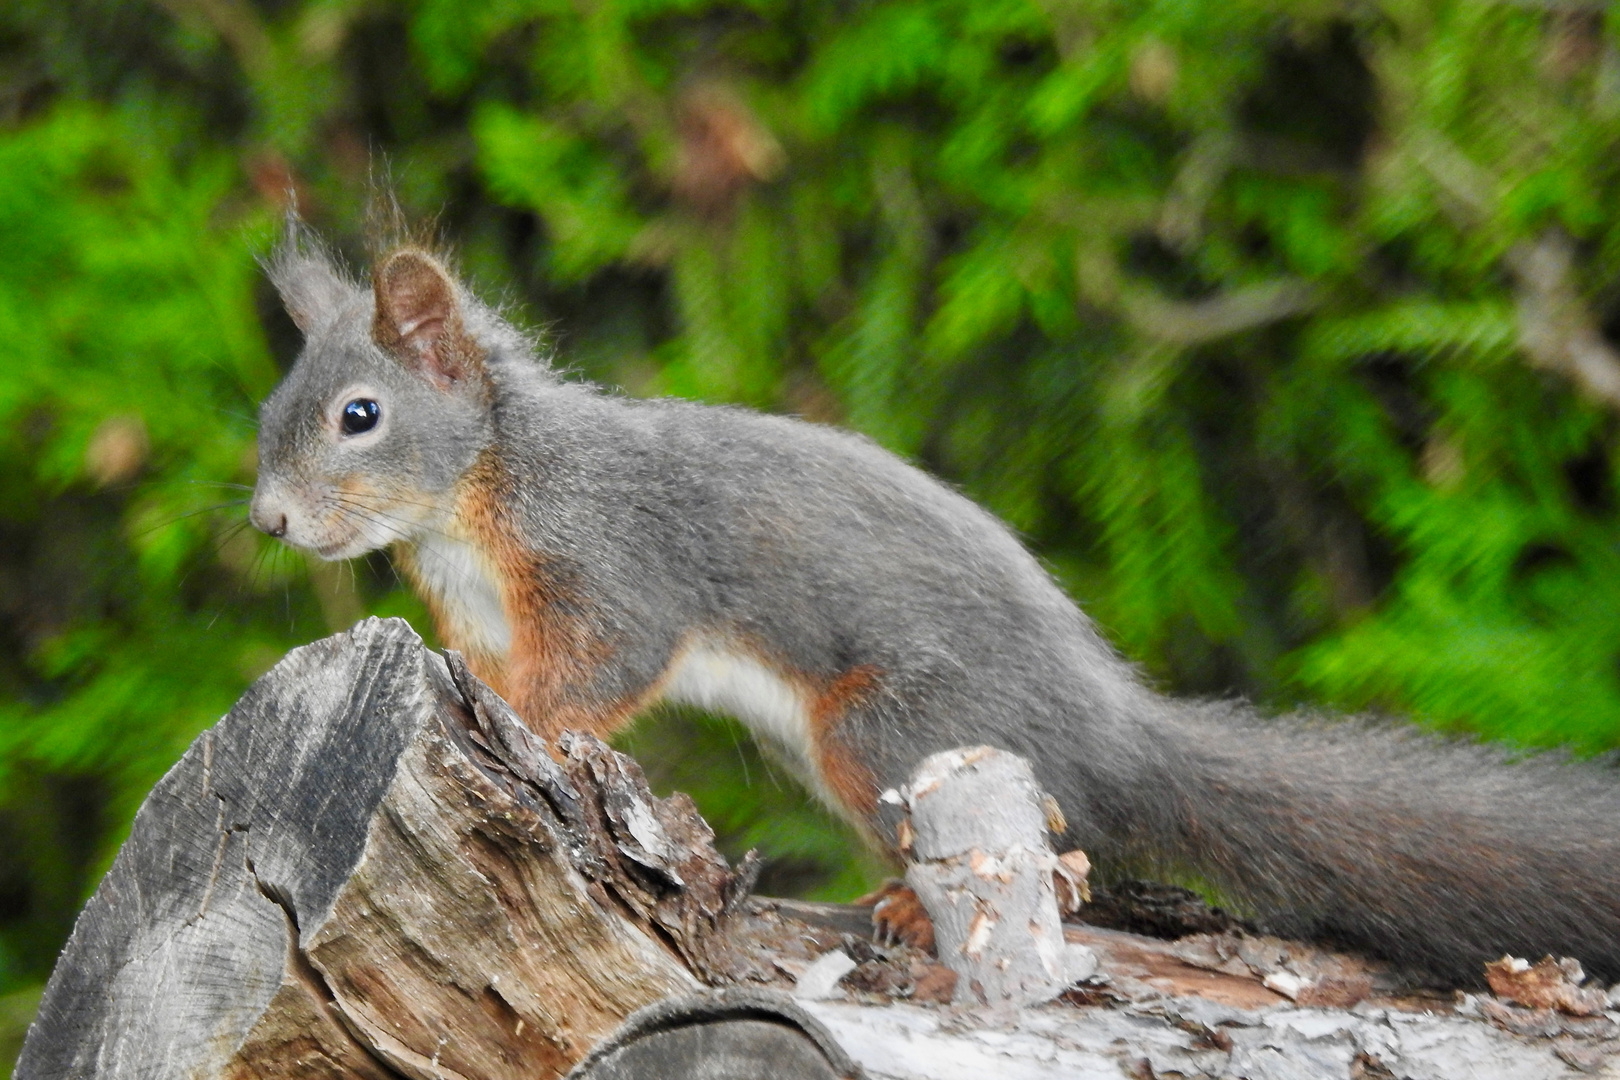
[1136,703,1620,984]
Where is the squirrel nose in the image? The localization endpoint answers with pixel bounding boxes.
[249,497,288,538]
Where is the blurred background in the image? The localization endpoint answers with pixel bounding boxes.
[6,0,1620,1063]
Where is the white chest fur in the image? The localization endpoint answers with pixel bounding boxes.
[406,531,512,660]
[660,640,827,796]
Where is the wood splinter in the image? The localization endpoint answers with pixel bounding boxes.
[888,745,1099,1007]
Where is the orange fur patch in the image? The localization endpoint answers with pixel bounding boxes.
[449,452,635,745]
[809,665,883,821]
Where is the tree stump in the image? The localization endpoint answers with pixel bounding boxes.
[14,618,759,1079]
[16,618,1620,1079]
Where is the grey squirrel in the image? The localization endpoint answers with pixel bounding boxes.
[250,223,1620,985]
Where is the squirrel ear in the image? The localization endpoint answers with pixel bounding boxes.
[266,219,352,335]
[371,249,483,388]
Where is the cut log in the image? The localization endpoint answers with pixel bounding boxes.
[14,618,755,1080]
[15,619,1620,1080]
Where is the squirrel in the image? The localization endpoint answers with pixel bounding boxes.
[250,224,1620,985]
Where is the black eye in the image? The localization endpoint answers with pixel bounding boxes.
[340,398,381,436]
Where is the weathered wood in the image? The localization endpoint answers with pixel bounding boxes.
[14,618,754,1080]
[17,619,1620,1080]
[894,746,1096,1007]
[564,989,861,1080]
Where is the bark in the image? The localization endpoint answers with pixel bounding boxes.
[15,618,1620,1080]
[14,618,752,1080]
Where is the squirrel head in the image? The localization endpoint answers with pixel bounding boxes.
[250,227,495,560]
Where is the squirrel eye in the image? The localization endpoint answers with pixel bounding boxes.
[340,398,381,436]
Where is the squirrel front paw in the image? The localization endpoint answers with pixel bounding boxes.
[858,878,936,953]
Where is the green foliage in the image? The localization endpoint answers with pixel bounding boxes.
[0,985,42,1074]
[0,100,285,985]
[6,0,1620,1014]
[620,707,891,903]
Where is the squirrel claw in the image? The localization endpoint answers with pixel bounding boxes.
[857,878,936,954]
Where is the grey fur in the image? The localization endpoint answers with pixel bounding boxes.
[262,219,354,336]
[252,234,1620,985]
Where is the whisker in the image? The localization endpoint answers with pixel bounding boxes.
[372,548,407,591]
[132,500,250,539]
[330,485,461,512]
[327,491,446,525]
[278,494,488,610]
[326,496,463,550]
[335,489,455,515]
[725,718,752,789]
[247,535,282,596]
[201,357,265,422]
[208,405,259,428]
[326,503,485,596]
[214,518,253,542]
[177,512,256,594]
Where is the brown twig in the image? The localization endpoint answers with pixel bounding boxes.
[1120,278,1319,347]
[1505,231,1620,411]
[1409,132,1620,411]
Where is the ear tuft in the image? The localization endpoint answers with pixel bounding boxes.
[371,249,483,388]
[265,214,353,334]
